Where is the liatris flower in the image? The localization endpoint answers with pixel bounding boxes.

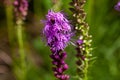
[13,0,28,20]
[43,10,72,54]
[70,0,93,80]
[43,10,71,80]
[114,1,120,11]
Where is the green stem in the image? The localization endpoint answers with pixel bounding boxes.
[5,1,14,49]
[84,59,88,80]
[16,20,26,80]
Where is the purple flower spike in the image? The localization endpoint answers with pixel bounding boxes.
[43,10,71,80]
[114,1,120,11]
[43,10,72,54]
[13,0,28,20]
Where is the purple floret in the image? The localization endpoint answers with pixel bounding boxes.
[114,1,120,11]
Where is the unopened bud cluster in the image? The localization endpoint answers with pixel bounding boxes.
[13,0,28,21]
[50,51,69,80]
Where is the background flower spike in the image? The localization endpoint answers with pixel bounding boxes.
[69,0,93,80]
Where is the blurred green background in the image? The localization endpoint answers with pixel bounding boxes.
[0,0,120,80]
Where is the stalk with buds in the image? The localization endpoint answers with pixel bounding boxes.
[69,0,93,80]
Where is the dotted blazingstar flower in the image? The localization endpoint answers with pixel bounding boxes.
[43,10,72,80]
[43,10,72,54]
